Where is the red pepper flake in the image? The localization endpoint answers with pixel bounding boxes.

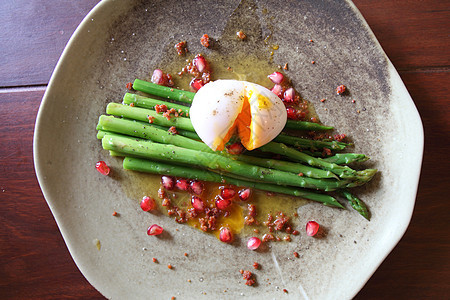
[357,109,361,114]
[242,270,256,286]
[311,60,315,64]
[283,289,288,293]
[292,230,300,235]
[184,252,188,257]
[112,211,118,216]
[336,84,346,95]
[253,262,260,270]
[126,82,133,90]
[155,104,168,113]
[352,99,356,103]
[322,148,332,157]
[236,30,247,40]
[239,269,244,274]
[171,297,176,300]
[309,39,313,43]
[200,34,210,48]
[298,172,304,177]
[129,102,135,107]
[168,264,173,269]
[320,98,326,103]
[174,41,188,56]
[152,257,158,263]
[168,126,178,135]
[283,63,288,70]
[293,251,299,258]
[148,116,154,123]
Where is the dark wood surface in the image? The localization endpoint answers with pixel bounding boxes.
[0,1,448,299]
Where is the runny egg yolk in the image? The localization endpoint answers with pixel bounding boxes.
[189,80,287,151]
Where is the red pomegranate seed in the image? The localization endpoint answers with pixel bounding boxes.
[190,180,204,195]
[190,78,204,91]
[151,69,167,85]
[176,179,190,191]
[271,84,283,98]
[95,161,110,175]
[161,176,174,190]
[306,221,320,236]
[226,142,244,155]
[140,196,156,211]
[336,84,346,95]
[193,54,208,73]
[286,107,298,120]
[220,187,236,200]
[247,237,261,250]
[191,196,205,211]
[283,87,295,102]
[215,196,232,210]
[268,71,284,84]
[147,224,163,236]
[219,227,233,243]
[238,188,252,201]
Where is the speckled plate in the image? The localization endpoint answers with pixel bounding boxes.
[34,0,423,299]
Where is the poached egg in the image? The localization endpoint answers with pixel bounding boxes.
[190,79,287,151]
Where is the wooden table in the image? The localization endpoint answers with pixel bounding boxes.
[1,1,448,298]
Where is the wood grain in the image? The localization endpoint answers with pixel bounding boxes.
[0,0,449,299]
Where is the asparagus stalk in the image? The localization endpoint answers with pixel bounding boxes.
[123,93,190,115]
[122,157,344,208]
[322,153,369,164]
[98,115,339,179]
[109,102,344,151]
[106,103,195,131]
[132,79,334,131]
[339,190,370,220]
[133,79,195,104]
[101,134,360,191]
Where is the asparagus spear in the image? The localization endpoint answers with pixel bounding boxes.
[339,190,370,220]
[108,102,345,151]
[123,93,190,115]
[322,153,369,164]
[101,134,361,191]
[98,115,338,179]
[122,157,344,208]
[106,103,195,131]
[133,79,195,104]
[132,79,334,131]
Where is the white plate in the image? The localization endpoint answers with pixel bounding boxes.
[34,0,423,299]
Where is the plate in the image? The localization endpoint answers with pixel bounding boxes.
[34,0,423,299]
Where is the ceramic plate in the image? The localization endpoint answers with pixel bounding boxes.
[34,0,423,299]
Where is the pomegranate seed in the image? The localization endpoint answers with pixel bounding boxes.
[95,161,110,175]
[283,87,295,102]
[247,237,261,250]
[220,187,236,200]
[147,224,163,236]
[191,196,205,211]
[268,71,284,84]
[193,54,208,73]
[238,188,252,201]
[306,221,320,236]
[219,227,233,243]
[286,107,297,120]
[336,84,346,95]
[140,196,156,211]
[271,84,283,98]
[190,78,204,91]
[226,142,244,155]
[215,196,232,210]
[151,69,167,85]
[161,176,175,190]
[190,180,204,195]
[176,179,190,191]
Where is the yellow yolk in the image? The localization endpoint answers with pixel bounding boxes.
[190,80,287,151]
